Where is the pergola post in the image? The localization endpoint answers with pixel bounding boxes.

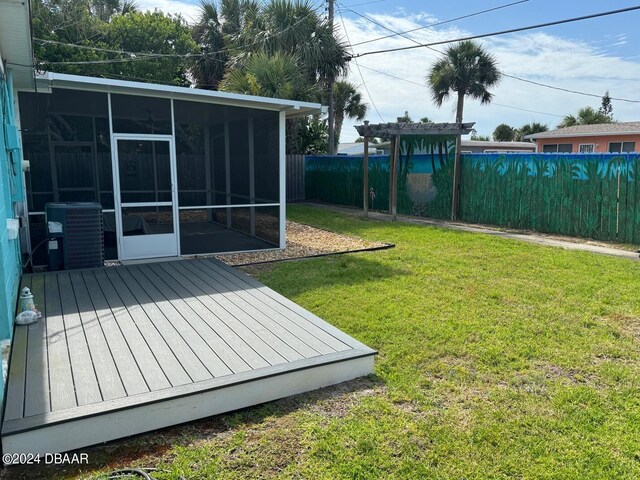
[363,135,369,217]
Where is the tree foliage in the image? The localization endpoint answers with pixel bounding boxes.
[32,0,198,85]
[558,106,613,128]
[514,122,548,142]
[330,81,367,146]
[428,40,501,124]
[493,123,515,142]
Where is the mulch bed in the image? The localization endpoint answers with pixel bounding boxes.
[212,221,392,266]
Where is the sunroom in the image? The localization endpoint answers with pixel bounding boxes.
[18,73,320,264]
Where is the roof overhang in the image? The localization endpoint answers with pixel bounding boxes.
[29,72,322,118]
[355,121,475,137]
[527,130,640,140]
[0,0,34,89]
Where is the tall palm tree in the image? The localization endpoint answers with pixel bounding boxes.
[557,106,612,128]
[332,80,367,146]
[191,1,227,90]
[427,40,501,219]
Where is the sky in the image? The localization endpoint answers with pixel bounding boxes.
[139,0,640,142]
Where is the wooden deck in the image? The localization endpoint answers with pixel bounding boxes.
[2,259,375,455]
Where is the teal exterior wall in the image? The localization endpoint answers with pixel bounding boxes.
[0,69,25,342]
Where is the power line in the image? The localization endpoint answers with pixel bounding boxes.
[338,9,385,122]
[344,0,529,47]
[340,4,640,104]
[501,72,640,103]
[350,6,640,58]
[356,64,564,118]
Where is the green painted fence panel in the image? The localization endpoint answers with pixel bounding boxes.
[304,149,640,244]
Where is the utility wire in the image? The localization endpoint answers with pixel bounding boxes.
[345,0,529,47]
[356,64,565,118]
[350,5,640,58]
[341,3,640,104]
[338,9,385,122]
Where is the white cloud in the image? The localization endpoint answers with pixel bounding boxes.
[337,12,640,142]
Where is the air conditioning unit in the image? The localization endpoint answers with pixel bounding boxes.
[45,202,104,270]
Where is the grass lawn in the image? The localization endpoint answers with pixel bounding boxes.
[11,204,640,479]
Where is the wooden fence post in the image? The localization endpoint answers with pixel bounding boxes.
[363,136,369,217]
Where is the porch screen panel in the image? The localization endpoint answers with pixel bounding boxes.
[18,88,117,263]
[111,94,171,135]
[173,99,280,254]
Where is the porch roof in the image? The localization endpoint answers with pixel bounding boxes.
[31,72,323,118]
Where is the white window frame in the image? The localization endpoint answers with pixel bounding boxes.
[578,144,595,153]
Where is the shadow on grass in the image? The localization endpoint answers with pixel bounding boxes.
[243,254,410,298]
[2,375,385,480]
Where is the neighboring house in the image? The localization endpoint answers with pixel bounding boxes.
[526,122,640,153]
[337,142,382,156]
[376,139,535,155]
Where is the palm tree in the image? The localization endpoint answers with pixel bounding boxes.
[191,1,227,90]
[427,40,501,219]
[558,106,612,128]
[515,122,548,142]
[332,81,367,146]
[219,51,319,101]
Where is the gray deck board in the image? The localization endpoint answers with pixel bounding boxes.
[91,270,172,391]
[4,276,30,421]
[3,259,376,455]
[168,262,287,366]
[196,260,338,355]
[68,272,127,401]
[110,268,212,383]
[133,265,233,378]
[211,260,371,351]
[210,260,352,352]
[23,274,50,417]
[179,261,307,362]
[156,262,270,370]
[57,273,103,406]
[145,263,252,374]
[44,273,77,412]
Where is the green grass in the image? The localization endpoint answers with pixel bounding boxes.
[20,205,640,479]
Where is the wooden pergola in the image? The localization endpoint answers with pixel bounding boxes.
[355,121,475,220]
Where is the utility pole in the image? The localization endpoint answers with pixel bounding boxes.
[327,0,335,155]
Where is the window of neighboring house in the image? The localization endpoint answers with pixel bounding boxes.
[608,141,636,153]
[579,144,595,153]
[542,144,573,153]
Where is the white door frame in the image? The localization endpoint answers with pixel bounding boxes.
[111,133,180,260]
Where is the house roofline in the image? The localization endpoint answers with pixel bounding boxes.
[27,72,322,118]
[527,130,640,140]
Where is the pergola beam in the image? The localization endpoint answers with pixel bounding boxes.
[355,121,475,138]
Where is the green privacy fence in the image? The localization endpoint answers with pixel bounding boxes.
[459,153,640,243]
[304,149,640,244]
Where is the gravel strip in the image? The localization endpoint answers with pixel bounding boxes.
[213,221,390,266]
